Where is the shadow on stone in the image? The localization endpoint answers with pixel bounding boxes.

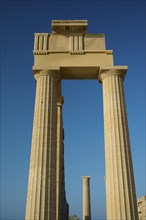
[85,216,90,220]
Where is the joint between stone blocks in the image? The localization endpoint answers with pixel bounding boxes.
[57,96,64,106]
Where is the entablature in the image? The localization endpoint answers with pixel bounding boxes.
[33,32,106,52]
[32,66,128,81]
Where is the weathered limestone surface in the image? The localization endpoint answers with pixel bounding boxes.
[82,176,91,220]
[25,20,139,220]
[33,20,113,79]
[100,67,138,219]
[137,196,146,220]
[56,92,68,220]
[25,70,59,220]
[56,94,64,220]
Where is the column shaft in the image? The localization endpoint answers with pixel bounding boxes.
[25,70,59,220]
[102,71,138,219]
[82,177,91,220]
[56,96,64,220]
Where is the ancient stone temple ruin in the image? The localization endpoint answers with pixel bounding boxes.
[25,20,138,220]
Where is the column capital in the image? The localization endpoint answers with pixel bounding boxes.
[82,176,90,180]
[33,69,60,80]
[98,66,128,83]
[57,96,64,106]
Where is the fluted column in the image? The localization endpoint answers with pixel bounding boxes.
[25,69,60,220]
[99,66,138,219]
[82,176,91,220]
[56,95,64,220]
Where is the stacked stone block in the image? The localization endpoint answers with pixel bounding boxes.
[138,196,146,220]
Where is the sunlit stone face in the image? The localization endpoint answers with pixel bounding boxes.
[25,20,138,220]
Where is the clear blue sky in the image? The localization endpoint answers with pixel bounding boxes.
[1,1,145,220]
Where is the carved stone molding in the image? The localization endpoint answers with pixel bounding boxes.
[99,66,128,82]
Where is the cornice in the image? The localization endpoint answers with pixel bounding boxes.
[33,50,113,55]
[52,20,88,33]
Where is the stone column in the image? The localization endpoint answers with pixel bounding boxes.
[56,94,64,220]
[25,69,60,220]
[99,66,138,219]
[82,176,91,220]
[137,196,146,220]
